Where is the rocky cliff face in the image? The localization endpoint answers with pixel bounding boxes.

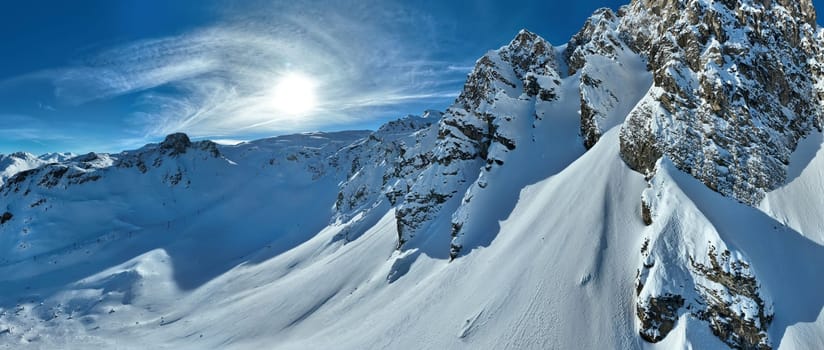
[330,112,440,243]
[617,0,823,205]
[380,0,821,346]
[583,1,824,347]
[330,4,822,344]
[392,30,563,257]
[565,8,653,150]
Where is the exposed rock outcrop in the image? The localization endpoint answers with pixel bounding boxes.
[691,246,772,350]
[393,30,562,255]
[637,293,684,343]
[330,113,439,242]
[564,8,653,151]
[160,133,192,156]
[0,211,12,225]
[636,163,774,348]
[617,0,824,204]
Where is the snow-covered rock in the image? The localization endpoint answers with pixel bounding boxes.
[393,29,567,258]
[617,0,823,205]
[564,8,653,149]
[0,153,69,188]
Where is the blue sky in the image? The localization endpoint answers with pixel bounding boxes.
[0,0,821,154]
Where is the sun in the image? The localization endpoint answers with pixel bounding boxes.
[270,72,318,115]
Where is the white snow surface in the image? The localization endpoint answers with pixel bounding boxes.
[760,130,824,245]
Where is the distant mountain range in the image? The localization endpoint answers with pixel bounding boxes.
[1,0,823,349]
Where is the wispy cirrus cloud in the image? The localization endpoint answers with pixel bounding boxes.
[26,0,471,141]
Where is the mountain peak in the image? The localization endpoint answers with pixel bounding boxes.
[629,0,817,25]
[8,151,36,160]
[160,132,192,156]
[421,109,444,119]
[512,28,537,42]
[503,28,552,60]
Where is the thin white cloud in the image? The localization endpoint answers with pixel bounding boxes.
[37,102,57,112]
[26,0,470,141]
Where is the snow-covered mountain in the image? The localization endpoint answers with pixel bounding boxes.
[0,152,74,187]
[1,0,823,349]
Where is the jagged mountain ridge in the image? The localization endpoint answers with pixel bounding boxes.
[1,0,823,349]
[0,152,74,187]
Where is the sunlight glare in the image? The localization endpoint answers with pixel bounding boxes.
[271,72,318,115]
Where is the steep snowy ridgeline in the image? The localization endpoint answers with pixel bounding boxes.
[391,28,650,260]
[0,153,75,187]
[644,158,824,350]
[640,161,774,349]
[392,29,566,257]
[758,130,824,245]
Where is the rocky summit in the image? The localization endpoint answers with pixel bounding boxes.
[0,1,822,349]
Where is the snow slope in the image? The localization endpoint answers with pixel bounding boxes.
[4,123,820,350]
[2,128,648,349]
[759,130,824,245]
[2,1,824,348]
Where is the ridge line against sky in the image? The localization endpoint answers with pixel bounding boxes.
[1,0,823,154]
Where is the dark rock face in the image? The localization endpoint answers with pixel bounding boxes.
[329,114,439,243]
[1,164,103,195]
[0,212,12,225]
[565,8,621,76]
[617,0,824,204]
[619,106,662,175]
[564,8,651,151]
[160,133,192,156]
[637,244,773,348]
[457,30,559,111]
[637,293,684,343]
[505,30,555,74]
[195,140,221,158]
[641,199,653,226]
[38,166,69,188]
[691,247,772,350]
